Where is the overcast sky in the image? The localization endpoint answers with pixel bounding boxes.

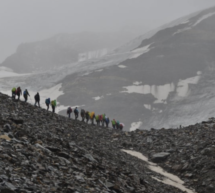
[0,0,215,62]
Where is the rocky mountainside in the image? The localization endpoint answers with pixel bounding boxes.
[1,31,141,73]
[0,92,214,193]
[0,92,190,193]
[122,118,215,193]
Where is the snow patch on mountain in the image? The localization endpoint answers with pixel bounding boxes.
[95,69,103,72]
[0,66,30,78]
[180,20,190,24]
[40,84,64,102]
[176,74,201,97]
[133,81,142,85]
[130,121,142,131]
[144,104,151,110]
[56,105,68,113]
[122,72,202,104]
[93,96,104,101]
[118,65,127,68]
[71,105,85,109]
[193,12,215,26]
[121,83,175,103]
[129,44,152,59]
[173,27,192,36]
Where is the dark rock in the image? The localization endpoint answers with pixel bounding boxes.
[3,124,11,132]
[201,147,215,156]
[151,152,170,163]
[84,154,97,163]
[10,118,23,124]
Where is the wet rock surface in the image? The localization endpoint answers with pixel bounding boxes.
[0,93,185,193]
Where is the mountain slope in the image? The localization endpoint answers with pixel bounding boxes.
[0,92,189,193]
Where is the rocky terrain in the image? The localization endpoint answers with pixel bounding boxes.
[0,92,188,193]
[0,91,213,193]
[120,120,215,193]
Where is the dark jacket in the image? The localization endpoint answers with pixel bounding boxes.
[35,93,40,101]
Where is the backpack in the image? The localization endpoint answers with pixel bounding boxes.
[45,98,50,104]
[17,87,21,93]
[90,112,95,119]
[12,87,16,92]
[74,108,78,114]
[67,107,72,113]
[106,117,109,123]
[51,100,56,107]
[23,90,26,95]
[81,110,85,117]
[99,115,103,121]
[86,112,89,118]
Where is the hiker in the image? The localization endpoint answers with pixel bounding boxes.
[45,98,51,110]
[105,117,110,128]
[90,112,95,125]
[112,119,116,129]
[119,123,124,130]
[95,115,100,126]
[99,115,103,126]
[74,107,79,120]
[11,87,16,99]
[34,92,40,107]
[51,100,56,114]
[67,107,72,118]
[85,111,90,123]
[16,87,22,100]
[81,109,85,121]
[23,89,30,102]
[116,121,120,130]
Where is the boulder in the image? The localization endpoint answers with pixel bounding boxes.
[151,152,170,163]
[201,147,215,156]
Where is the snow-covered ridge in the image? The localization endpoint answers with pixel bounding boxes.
[193,12,215,26]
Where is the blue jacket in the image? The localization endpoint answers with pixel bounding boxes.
[45,98,50,104]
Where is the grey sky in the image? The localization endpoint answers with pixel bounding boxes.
[1,0,215,62]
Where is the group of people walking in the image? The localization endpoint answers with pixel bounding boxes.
[67,107,124,130]
[11,87,57,113]
[11,87,124,130]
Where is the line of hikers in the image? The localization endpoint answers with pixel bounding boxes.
[11,87,124,130]
[67,107,124,130]
[11,87,57,113]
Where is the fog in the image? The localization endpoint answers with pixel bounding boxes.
[0,0,215,62]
